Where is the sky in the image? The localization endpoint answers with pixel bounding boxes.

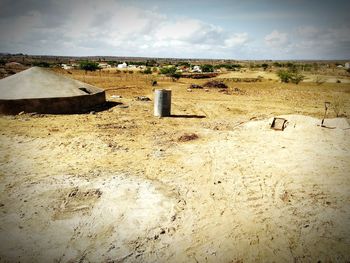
[0,0,349,60]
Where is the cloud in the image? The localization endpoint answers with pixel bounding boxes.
[264,30,288,48]
[0,0,348,59]
[261,26,350,59]
[0,0,251,58]
[225,33,250,48]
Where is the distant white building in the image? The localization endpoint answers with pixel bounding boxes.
[192,65,202,73]
[61,64,72,70]
[98,63,111,69]
[345,62,350,69]
[117,62,127,69]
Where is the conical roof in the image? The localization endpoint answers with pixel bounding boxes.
[0,67,103,100]
[0,67,106,114]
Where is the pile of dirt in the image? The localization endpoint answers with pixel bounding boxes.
[177,133,199,142]
[203,80,228,89]
[189,84,203,89]
[181,73,219,79]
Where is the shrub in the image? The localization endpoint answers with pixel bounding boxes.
[201,64,214,72]
[159,66,177,75]
[142,67,152,74]
[32,61,51,67]
[79,61,100,72]
[159,66,181,81]
[290,72,305,84]
[315,75,326,85]
[333,96,345,117]
[277,70,291,83]
[277,69,304,84]
[262,63,269,71]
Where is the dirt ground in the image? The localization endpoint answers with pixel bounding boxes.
[0,69,350,262]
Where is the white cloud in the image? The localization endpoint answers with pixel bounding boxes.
[264,30,288,47]
[225,33,249,48]
[0,1,251,58]
[0,0,348,59]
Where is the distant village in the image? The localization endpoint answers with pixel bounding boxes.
[61,61,210,73]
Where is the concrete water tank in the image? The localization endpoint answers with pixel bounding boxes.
[154,89,171,117]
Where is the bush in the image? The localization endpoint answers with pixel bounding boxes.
[262,63,269,71]
[79,61,100,72]
[290,72,305,84]
[201,64,214,72]
[277,70,291,83]
[146,60,157,67]
[159,66,177,75]
[277,70,304,84]
[142,67,152,74]
[214,64,241,70]
[333,96,345,117]
[315,75,326,85]
[159,66,181,81]
[32,61,51,67]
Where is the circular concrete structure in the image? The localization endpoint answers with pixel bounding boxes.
[0,67,106,114]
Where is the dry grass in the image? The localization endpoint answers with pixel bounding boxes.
[52,68,350,121]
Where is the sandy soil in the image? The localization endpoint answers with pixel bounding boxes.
[0,70,350,262]
[218,70,350,83]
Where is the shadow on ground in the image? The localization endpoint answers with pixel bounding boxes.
[170,114,206,119]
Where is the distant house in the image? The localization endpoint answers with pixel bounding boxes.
[117,62,127,69]
[345,62,350,69]
[98,63,111,69]
[61,64,72,70]
[192,65,202,73]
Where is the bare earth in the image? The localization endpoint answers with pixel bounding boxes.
[0,70,349,262]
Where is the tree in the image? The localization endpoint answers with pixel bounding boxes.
[277,69,304,84]
[159,66,181,81]
[277,70,291,83]
[142,67,152,74]
[261,63,269,71]
[32,61,51,67]
[201,64,214,72]
[146,59,157,67]
[290,72,304,84]
[79,61,100,72]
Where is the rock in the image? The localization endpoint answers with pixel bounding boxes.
[135,96,151,101]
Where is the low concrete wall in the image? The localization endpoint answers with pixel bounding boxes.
[0,91,106,114]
